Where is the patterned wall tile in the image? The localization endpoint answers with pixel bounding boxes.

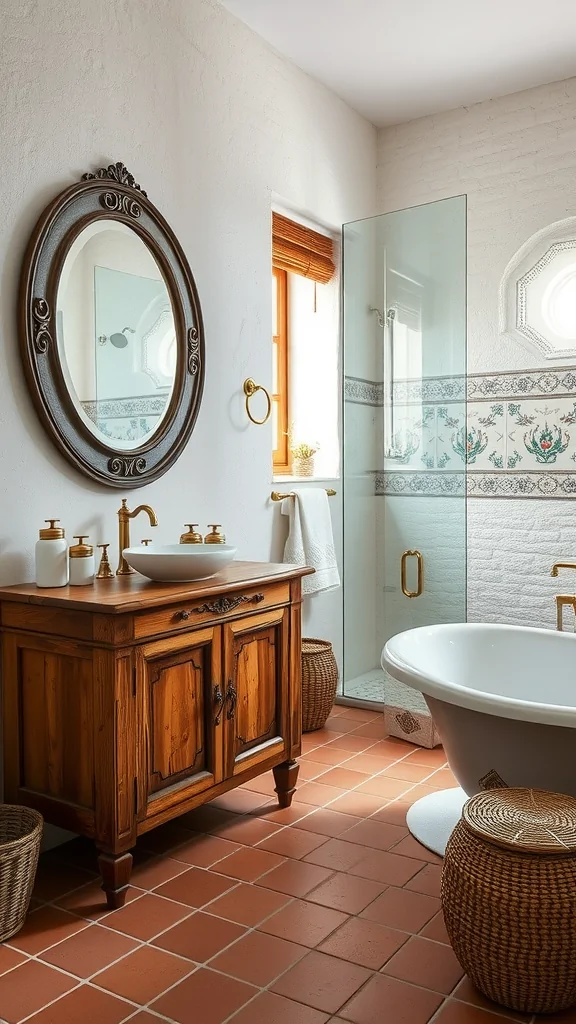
[506,399,575,470]
[344,376,384,405]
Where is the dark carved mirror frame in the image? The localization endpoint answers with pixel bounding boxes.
[19,162,205,487]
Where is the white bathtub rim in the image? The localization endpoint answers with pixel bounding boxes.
[382,622,576,730]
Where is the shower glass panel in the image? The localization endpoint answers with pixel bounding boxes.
[342,196,467,704]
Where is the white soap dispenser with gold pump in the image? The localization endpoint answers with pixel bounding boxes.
[35,519,68,588]
[69,536,95,586]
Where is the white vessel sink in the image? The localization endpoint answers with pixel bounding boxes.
[123,544,237,582]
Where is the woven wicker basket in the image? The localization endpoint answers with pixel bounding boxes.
[301,638,338,732]
[0,805,43,942]
[442,788,576,1015]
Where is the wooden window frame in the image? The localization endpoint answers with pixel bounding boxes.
[272,265,290,473]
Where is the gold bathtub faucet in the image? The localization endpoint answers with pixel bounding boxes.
[117,499,159,576]
[550,562,576,631]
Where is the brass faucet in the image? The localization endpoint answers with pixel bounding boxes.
[117,498,159,575]
[550,562,576,630]
[551,562,576,577]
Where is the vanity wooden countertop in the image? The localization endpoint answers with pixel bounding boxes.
[0,561,314,614]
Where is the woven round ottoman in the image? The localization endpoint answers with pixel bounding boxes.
[442,788,576,1015]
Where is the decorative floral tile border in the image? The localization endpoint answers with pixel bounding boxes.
[343,376,384,406]
[347,366,576,497]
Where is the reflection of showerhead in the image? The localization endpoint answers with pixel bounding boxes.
[110,326,135,349]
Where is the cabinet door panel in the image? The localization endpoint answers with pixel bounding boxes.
[223,608,289,777]
[138,626,223,818]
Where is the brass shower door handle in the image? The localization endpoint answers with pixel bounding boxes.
[401,550,424,598]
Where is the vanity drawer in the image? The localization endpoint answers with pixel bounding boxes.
[134,582,290,639]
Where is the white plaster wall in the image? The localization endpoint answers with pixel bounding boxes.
[377,77,576,628]
[0,0,376,669]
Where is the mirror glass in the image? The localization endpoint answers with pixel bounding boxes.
[56,221,177,450]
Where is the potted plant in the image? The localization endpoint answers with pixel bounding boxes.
[289,436,319,477]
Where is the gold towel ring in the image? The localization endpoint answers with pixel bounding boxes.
[243,378,272,425]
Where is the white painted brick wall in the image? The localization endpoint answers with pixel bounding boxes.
[377,78,576,629]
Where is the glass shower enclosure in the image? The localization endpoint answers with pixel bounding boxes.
[342,197,467,704]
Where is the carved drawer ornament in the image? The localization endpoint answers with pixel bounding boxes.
[194,594,265,615]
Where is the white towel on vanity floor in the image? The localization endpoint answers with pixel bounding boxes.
[282,488,340,596]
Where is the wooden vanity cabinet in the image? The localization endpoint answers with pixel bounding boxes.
[0,562,311,908]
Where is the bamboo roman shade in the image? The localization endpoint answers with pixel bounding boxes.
[272,212,335,284]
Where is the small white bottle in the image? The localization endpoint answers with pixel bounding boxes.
[69,536,95,586]
[35,520,68,588]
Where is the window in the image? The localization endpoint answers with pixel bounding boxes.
[272,266,289,472]
[501,224,576,360]
[271,212,337,476]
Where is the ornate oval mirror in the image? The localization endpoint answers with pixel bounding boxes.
[20,162,204,487]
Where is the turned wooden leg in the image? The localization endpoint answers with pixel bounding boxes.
[273,759,299,809]
[97,850,133,910]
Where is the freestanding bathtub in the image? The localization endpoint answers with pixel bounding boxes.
[382,622,576,854]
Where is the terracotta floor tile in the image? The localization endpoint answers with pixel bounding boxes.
[40,922,138,977]
[302,747,350,766]
[211,929,307,986]
[433,1001,527,1023]
[138,823,195,854]
[118,1015,159,1023]
[326,717,366,734]
[33,860,96,901]
[256,801,314,825]
[237,772,279,796]
[56,880,144,921]
[272,949,371,1014]
[259,898,349,947]
[351,720,389,739]
[179,805,239,834]
[389,834,443,864]
[382,935,464,994]
[7,905,88,954]
[0,959,76,1022]
[297,810,362,838]
[94,944,194,1003]
[426,768,457,790]
[24,985,133,1024]
[259,859,334,897]
[319,768,369,790]
[356,776,414,800]
[0,945,28,975]
[258,826,329,859]
[216,846,285,881]
[169,833,241,868]
[154,866,236,907]
[320,917,409,970]
[326,735,376,753]
[362,886,441,933]
[212,816,282,846]
[209,787,269,813]
[452,977,533,1021]
[130,855,191,890]
[104,893,192,940]
[420,911,451,945]
[405,747,447,767]
[342,819,408,851]
[231,990,331,1023]
[328,793,388,818]
[299,760,332,781]
[343,754,398,775]
[371,800,411,827]
[405,864,443,898]
[297,782,348,806]
[306,871,386,915]
[369,739,416,758]
[350,850,425,887]
[383,762,437,783]
[208,882,291,926]
[334,708,381,723]
[305,727,342,744]
[339,972,443,1024]
[151,966,256,1024]
[304,838,369,872]
[153,909,246,961]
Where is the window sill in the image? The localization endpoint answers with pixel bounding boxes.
[272,474,340,484]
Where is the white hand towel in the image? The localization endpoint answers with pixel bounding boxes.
[281,488,340,596]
